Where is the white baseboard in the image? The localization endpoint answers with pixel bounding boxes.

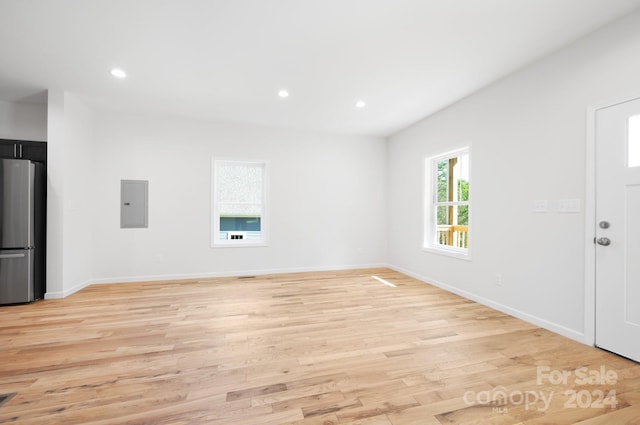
[81,263,388,286]
[387,264,588,345]
[44,278,93,299]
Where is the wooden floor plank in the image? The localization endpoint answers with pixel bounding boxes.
[0,268,638,424]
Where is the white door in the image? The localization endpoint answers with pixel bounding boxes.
[595,97,640,361]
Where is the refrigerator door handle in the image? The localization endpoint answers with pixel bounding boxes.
[0,253,26,259]
[14,144,17,157]
[19,144,23,158]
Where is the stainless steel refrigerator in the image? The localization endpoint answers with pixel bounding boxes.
[0,158,45,304]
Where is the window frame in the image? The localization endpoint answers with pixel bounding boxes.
[423,147,471,260]
[211,158,268,248]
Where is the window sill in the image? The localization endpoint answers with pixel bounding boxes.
[212,242,269,249]
[422,246,472,261]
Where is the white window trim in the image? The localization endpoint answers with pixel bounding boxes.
[423,147,472,261]
[211,158,269,248]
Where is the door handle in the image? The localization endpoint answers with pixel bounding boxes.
[0,253,26,259]
[597,237,611,246]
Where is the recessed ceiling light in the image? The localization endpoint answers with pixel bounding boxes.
[110,68,127,79]
[278,90,289,98]
[355,100,366,108]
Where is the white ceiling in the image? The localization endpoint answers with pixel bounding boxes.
[1,0,640,137]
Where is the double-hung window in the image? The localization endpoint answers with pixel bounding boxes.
[212,159,267,247]
[424,148,470,257]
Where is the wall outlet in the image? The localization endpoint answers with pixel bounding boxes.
[495,273,503,286]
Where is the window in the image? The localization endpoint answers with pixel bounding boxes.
[212,159,267,247]
[424,148,470,257]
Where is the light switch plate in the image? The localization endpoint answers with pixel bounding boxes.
[558,198,581,213]
[533,200,548,213]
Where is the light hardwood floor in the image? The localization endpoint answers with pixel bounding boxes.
[1,268,639,424]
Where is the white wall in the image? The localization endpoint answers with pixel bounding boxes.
[90,111,387,282]
[0,99,47,141]
[387,10,640,342]
[46,90,64,296]
[46,90,94,298]
[61,93,94,294]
